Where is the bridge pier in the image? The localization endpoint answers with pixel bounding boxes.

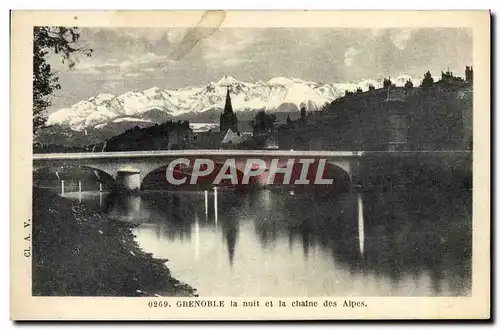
[350,158,362,187]
[115,169,141,193]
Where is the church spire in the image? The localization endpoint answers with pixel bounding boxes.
[220,86,238,133]
[224,87,233,114]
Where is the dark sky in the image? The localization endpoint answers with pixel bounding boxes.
[46,27,472,112]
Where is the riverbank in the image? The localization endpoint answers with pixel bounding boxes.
[32,187,197,297]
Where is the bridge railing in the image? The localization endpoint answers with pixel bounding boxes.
[33,149,472,161]
[33,150,366,160]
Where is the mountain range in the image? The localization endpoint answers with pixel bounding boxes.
[47,75,421,131]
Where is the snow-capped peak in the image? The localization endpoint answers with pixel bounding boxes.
[217,75,240,86]
[144,86,162,93]
[89,93,115,104]
[267,77,295,86]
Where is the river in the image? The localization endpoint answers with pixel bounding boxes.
[59,186,472,297]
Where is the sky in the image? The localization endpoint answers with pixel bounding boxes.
[46,27,473,112]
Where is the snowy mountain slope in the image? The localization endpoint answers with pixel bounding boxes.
[47,75,420,131]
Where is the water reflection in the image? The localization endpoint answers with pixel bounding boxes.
[69,187,471,297]
[62,191,113,212]
[204,190,208,217]
[358,193,365,256]
[194,213,200,261]
[214,187,219,226]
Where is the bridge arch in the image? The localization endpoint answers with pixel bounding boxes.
[140,160,248,191]
[323,162,352,193]
[33,165,115,191]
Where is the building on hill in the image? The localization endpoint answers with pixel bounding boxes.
[220,128,253,149]
[191,130,223,149]
[104,121,193,151]
[435,66,473,92]
[167,125,192,150]
[465,66,473,84]
[220,87,238,133]
[221,128,240,147]
[439,69,464,86]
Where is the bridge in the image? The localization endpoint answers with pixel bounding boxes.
[33,149,472,193]
[33,150,364,192]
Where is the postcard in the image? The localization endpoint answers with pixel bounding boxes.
[10,10,490,320]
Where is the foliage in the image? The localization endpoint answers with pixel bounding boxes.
[33,27,93,134]
[421,71,434,90]
[300,105,307,120]
[383,78,392,89]
[404,80,413,89]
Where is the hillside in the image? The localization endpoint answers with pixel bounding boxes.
[277,75,473,152]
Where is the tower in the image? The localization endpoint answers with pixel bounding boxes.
[220,87,238,133]
[224,87,233,114]
[465,66,473,84]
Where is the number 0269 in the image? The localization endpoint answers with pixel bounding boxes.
[148,301,171,308]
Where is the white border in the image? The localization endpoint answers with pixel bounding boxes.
[4,1,497,329]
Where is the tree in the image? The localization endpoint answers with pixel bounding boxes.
[286,114,292,125]
[368,84,375,91]
[300,105,307,121]
[404,79,413,89]
[33,27,93,134]
[356,87,363,93]
[421,71,434,90]
[251,110,276,136]
[383,78,392,89]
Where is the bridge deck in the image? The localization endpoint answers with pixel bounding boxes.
[32,150,471,161]
[33,150,364,160]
